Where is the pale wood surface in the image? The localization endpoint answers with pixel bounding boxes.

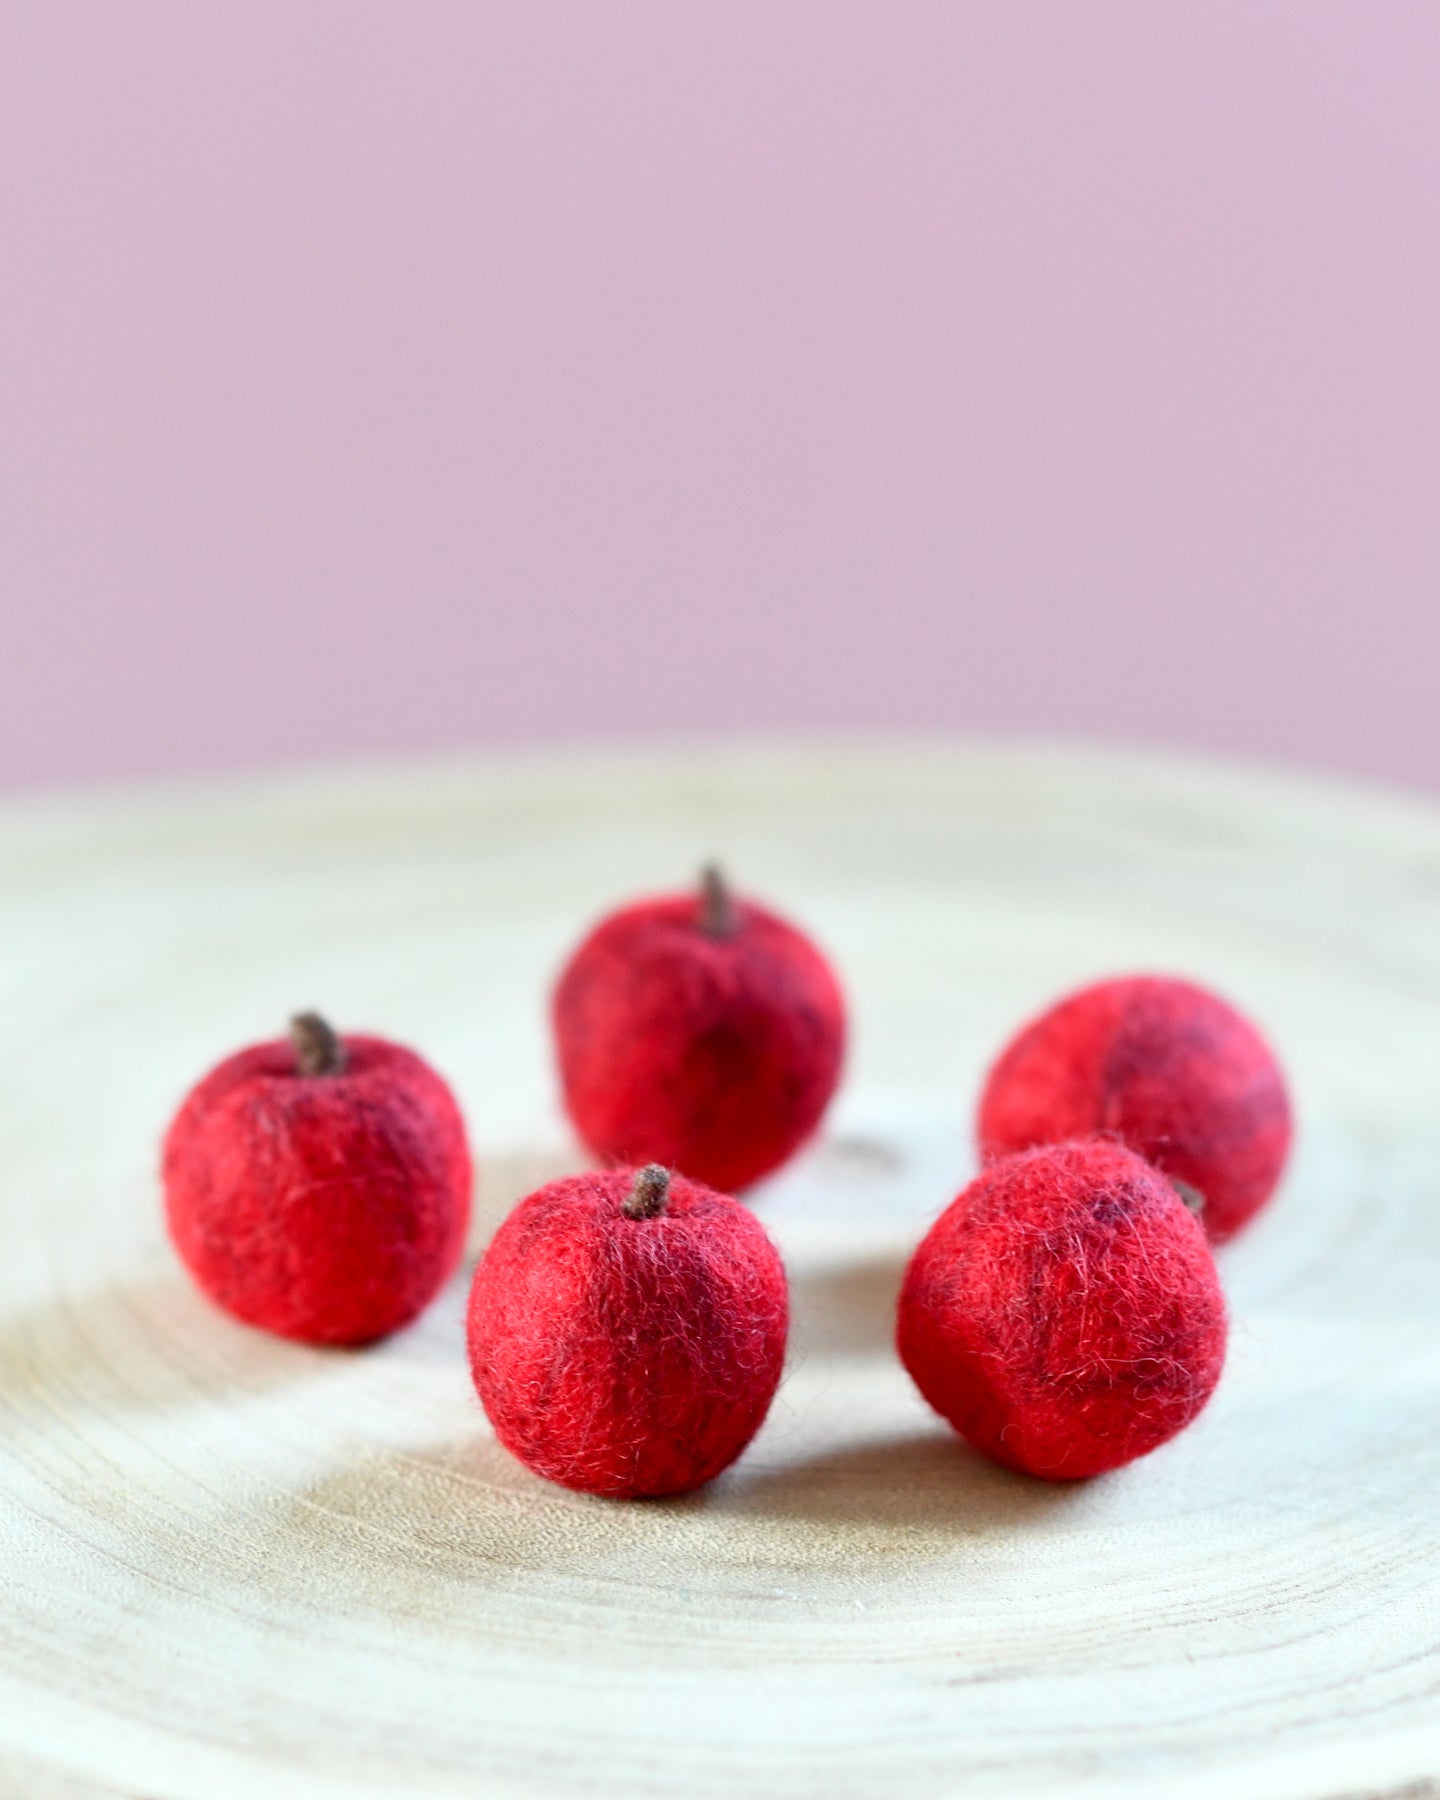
[2,742,1438,1800]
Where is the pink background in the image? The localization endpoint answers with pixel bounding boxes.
[3,4,1437,796]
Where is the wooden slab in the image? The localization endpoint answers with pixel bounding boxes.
[1,743,1438,1800]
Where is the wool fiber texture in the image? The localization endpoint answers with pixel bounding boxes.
[468,1168,788,1497]
[164,1033,472,1346]
[553,887,845,1193]
[897,1139,1227,1480]
[978,974,1291,1242]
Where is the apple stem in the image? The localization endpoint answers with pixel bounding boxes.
[698,863,738,938]
[623,1164,671,1220]
[1171,1177,1205,1218]
[290,1011,348,1077]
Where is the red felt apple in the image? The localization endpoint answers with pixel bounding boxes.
[163,1012,471,1345]
[898,1139,1227,1480]
[978,974,1291,1242]
[553,865,846,1193]
[467,1164,787,1497]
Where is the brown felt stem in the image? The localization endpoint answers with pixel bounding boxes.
[1170,1177,1206,1218]
[698,863,738,938]
[623,1164,671,1220]
[290,1011,348,1077]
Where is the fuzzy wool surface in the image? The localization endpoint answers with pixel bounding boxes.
[977,974,1292,1243]
[552,890,846,1193]
[897,1139,1227,1480]
[467,1168,788,1497]
[163,1034,472,1346]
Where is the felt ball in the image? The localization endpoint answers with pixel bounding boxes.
[552,865,846,1193]
[977,974,1292,1243]
[163,1013,472,1346]
[897,1139,1227,1480]
[467,1164,788,1497]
